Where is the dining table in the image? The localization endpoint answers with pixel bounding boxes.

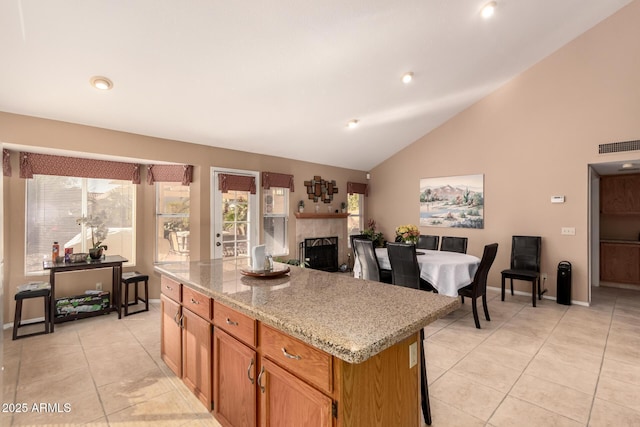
[354,247,480,297]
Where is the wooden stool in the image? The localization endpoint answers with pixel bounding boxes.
[120,272,149,317]
[13,284,53,340]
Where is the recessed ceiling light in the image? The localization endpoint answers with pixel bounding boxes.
[90,76,113,90]
[481,1,497,19]
[402,72,414,84]
[347,119,359,129]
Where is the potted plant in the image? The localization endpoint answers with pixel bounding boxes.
[77,212,109,260]
[298,200,305,213]
[341,202,347,213]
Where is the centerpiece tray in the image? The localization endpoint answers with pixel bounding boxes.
[240,266,290,279]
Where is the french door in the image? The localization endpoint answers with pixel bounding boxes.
[211,168,259,260]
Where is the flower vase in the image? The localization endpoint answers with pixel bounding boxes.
[89,247,103,260]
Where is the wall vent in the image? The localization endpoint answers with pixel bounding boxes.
[599,140,640,154]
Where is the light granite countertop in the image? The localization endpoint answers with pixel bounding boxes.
[155,259,460,364]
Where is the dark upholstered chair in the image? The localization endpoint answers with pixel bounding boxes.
[386,242,421,289]
[386,242,433,425]
[386,243,435,292]
[440,236,468,254]
[458,243,499,329]
[353,239,380,282]
[501,236,544,307]
[417,235,439,250]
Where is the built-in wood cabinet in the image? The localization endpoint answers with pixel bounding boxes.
[160,274,423,427]
[182,306,213,409]
[160,294,182,377]
[259,357,333,427]
[600,242,640,284]
[160,278,213,409]
[213,328,257,427]
[601,174,640,214]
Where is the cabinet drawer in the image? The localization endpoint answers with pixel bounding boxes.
[213,301,256,348]
[161,276,181,302]
[182,287,212,320]
[259,324,332,394]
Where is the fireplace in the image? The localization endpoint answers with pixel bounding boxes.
[300,237,338,272]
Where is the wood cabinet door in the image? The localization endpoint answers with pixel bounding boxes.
[601,174,640,214]
[600,243,640,284]
[259,357,333,427]
[213,328,257,427]
[182,307,213,409]
[160,294,182,377]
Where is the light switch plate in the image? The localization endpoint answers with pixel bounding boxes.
[561,227,576,235]
[409,342,418,368]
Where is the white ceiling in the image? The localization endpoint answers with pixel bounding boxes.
[0,0,632,171]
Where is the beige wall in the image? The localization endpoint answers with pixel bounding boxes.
[0,113,366,323]
[3,1,640,323]
[368,0,640,303]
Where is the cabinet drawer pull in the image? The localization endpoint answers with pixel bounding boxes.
[247,358,255,384]
[165,285,173,291]
[257,365,265,393]
[282,348,302,361]
[226,318,239,326]
[190,298,199,305]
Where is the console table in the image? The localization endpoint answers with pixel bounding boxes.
[43,255,128,331]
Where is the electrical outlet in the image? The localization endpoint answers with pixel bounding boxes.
[409,342,418,368]
[96,282,103,290]
[542,273,548,281]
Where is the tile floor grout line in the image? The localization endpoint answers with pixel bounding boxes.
[585,294,617,426]
[78,328,111,427]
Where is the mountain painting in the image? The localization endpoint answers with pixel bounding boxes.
[419,174,484,228]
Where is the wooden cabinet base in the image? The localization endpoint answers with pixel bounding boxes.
[334,333,420,427]
[182,307,213,409]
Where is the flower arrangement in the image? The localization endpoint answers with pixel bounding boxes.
[396,224,420,245]
[361,219,385,247]
[76,212,109,251]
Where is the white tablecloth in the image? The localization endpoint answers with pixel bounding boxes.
[354,248,480,297]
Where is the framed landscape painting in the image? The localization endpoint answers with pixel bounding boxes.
[419,174,484,228]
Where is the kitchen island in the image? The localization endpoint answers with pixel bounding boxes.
[156,259,460,427]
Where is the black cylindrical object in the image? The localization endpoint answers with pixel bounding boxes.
[556,261,572,305]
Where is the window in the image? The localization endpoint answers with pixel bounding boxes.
[156,182,190,262]
[263,187,289,256]
[347,193,364,245]
[26,175,135,274]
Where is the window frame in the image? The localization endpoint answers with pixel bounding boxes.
[25,175,136,275]
[347,193,364,247]
[262,186,289,257]
[155,182,190,263]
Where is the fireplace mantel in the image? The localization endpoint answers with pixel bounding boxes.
[295,212,349,219]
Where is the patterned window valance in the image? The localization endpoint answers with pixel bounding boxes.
[262,171,294,191]
[19,152,141,183]
[147,164,193,186]
[218,173,256,194]
[347,181,369,196]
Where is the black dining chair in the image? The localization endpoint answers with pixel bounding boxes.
[501,236,545,307]
[386,242,434,425]
[440,236,468,254]
[458,243,499,329]
[386,243,435,291]
[353,239,381,282]
[417,235,439,250]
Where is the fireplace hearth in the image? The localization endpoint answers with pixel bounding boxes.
[300,237,338,272]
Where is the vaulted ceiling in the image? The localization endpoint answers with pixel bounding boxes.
[0,0,632,170]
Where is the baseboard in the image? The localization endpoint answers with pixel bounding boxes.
[487,285,587,307]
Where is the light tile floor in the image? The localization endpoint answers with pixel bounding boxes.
[2,285,640,426]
